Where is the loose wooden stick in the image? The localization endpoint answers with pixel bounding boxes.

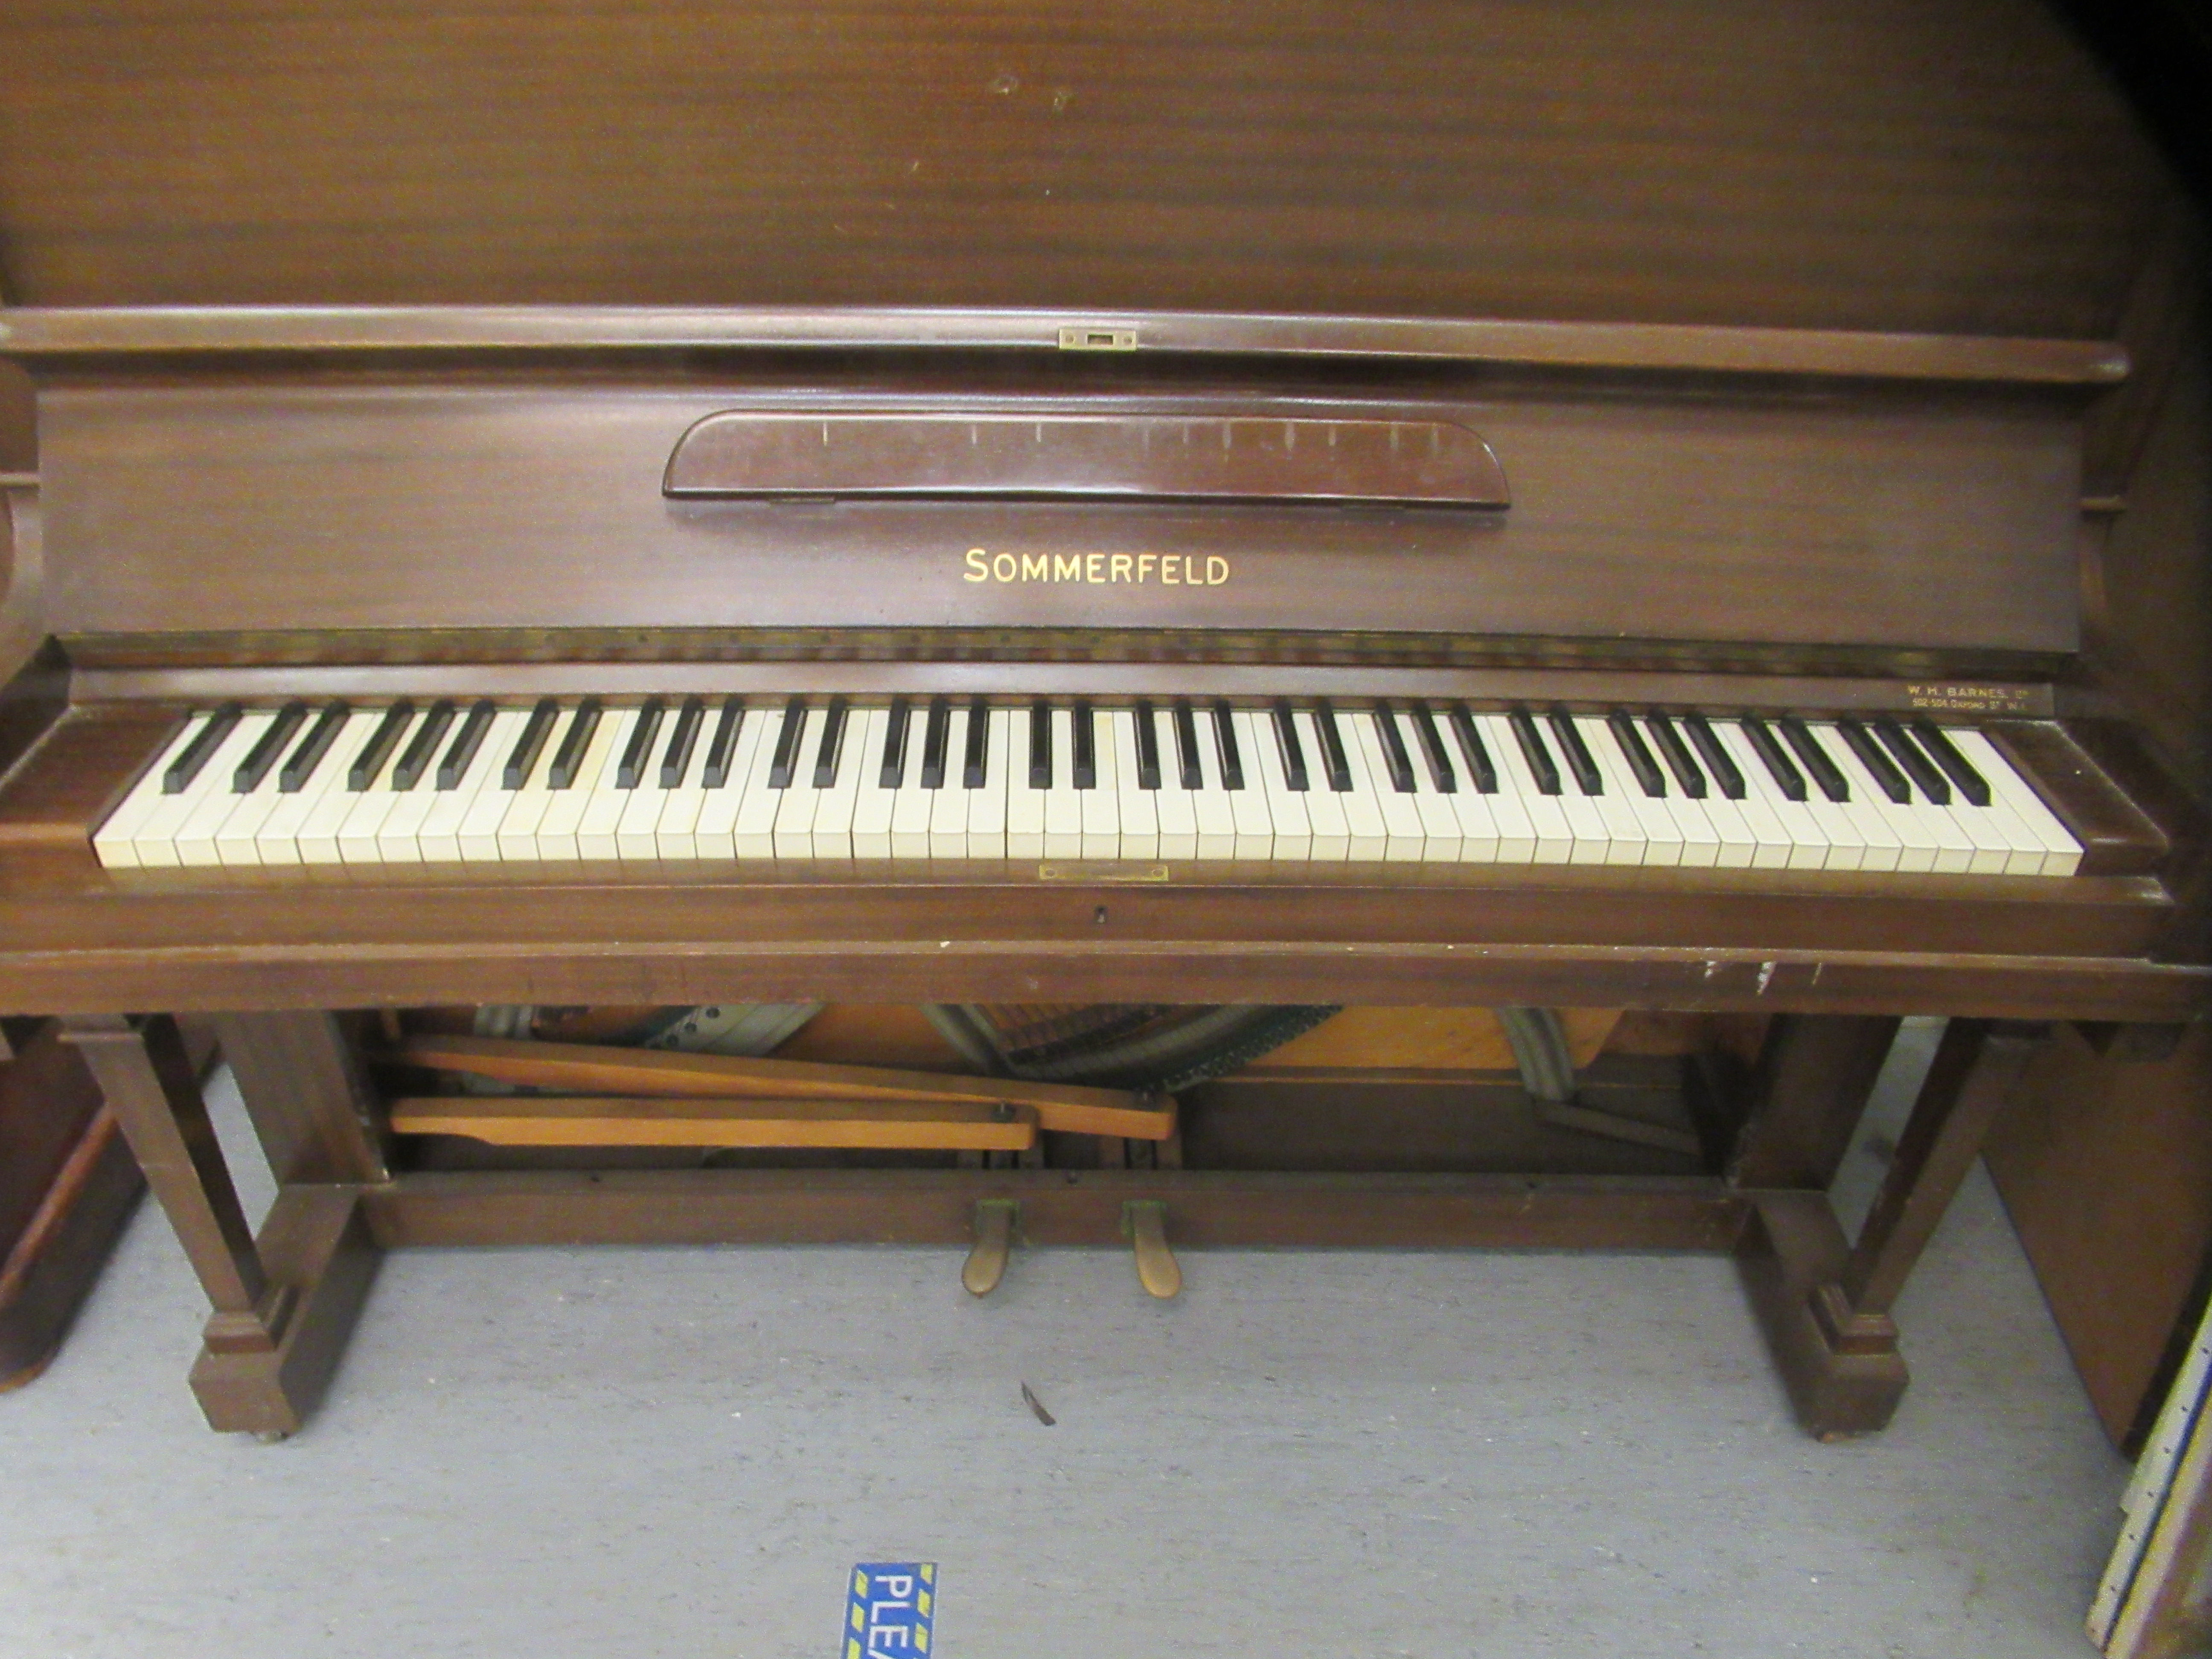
[387,1095,1038,1152]
[387,1033,1177,1140]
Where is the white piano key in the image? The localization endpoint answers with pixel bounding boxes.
[1384,709,1463,863]
[1248,707,1309,862]
[1150,713,1200,861]
[650,711,712,861]
[692,712,768,860]
[1326,710,1391,861]
[1225,712,1275,859]
[1687,773,1761,870]
[1350,710,1424,861]
[260,711,378,866]
[1715,721,1831,870]
[1078,707,1121,859]
[416,709,527,863]
[593,710,680,858]
[1540,726,1614,866]
[545,708,631,860]
[926,705,973,859]
[94,716,208,869]
[848,709,899,859]
[1842,723,1974,872]
[1106,710,1159,861]
[1797,725,1901,873]
[1458,722,1537,864]
[807,711,866,861]
[1819,725,1939,873]
[732,707,792,859]
[1042,707,1085,859]
[332,709,423,865]
[1946,730,2082,876]
[117,715,237,870]
[1185,716,1238,860]
[1007,707,1050,860]
[370,759,443,866]
[171,712,282,867]
[1294,712,1351,862]
[1478,714,1574,864]
[1610,721,1725,871]
[890,708,940,859]
[1572,715,1668,867]
[966,708,1012,860]
[771,709,830,859]
[495,705,587,862]
[1422,727,1505,864]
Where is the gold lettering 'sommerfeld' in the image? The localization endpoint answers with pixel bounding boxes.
[960,548,1230,586]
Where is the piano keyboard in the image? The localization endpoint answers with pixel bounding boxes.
[92,696,2084,875]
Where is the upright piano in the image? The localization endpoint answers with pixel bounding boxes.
[0,0,2203,1437]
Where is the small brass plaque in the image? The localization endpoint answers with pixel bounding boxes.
[1903,683,2038,715]
[1038,862,1171,882]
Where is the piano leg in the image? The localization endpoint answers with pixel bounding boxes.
[1738,1017,2046,1439]
[59,1013,381,1438]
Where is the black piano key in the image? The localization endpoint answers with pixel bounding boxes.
[163,703,242,794]
[1873,717,1951,807]
[1211,699,1245,791]
[1547,706,1604,795]
[658,696,704,789]
[434,700,495,790]
[812,696,850,789]
[1071,699,1097,790]
[279,701,352,793]
[548,698,602,790]
[390,699,454,793]
[617,698,666,790]
[503,698,559,789]
[1606,710,1666,798]
[1911,719,1992,807]
[963,696,990,788]
[1778,716,1849,803]
[235,700,309,792]
[1836,718,1910,804]
[1507,706,1563,795]
[920,696,952,789]
[879,697,912,789]
[1172,700,1204,789]
[767,695,808,789]
[701,696,744,788]
[1272,699,1310,791]
[347,700,416,791]
[1682,713,1746,800]
[1409,701,1456,793]
[1133,699,1162,791]
[1373,703,1417,793]
[1028,699,1053,789]
[1739,716,1807,801]
[1314,701,1354,792]
[1643,712,1706,800]
[1446,704,1497,795]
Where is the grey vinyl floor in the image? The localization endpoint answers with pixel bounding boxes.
[0,1023,2129,1659]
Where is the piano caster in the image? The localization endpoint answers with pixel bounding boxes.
[963,1199,1019,1297]
[1122,1200,1182,1300]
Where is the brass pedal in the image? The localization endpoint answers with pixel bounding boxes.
[963,1199,1019,1297]
[1121,1200,1182,1300]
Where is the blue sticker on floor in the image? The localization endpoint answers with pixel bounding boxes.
[844,1563,937,1658]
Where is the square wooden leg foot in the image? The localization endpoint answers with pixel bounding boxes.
[189,1186,380,1436]
[1736,1192,1909,1438]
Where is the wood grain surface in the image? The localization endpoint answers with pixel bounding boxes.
[0,0,2167,337]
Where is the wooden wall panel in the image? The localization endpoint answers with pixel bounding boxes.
[0,0,2168,335]
[1988,1021,2212,1447]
